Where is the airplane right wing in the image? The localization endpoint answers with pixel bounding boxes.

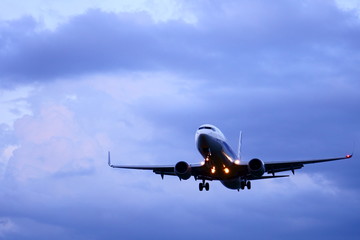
[264,154,353,176]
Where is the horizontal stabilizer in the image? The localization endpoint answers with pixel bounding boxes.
[250,175,289,180]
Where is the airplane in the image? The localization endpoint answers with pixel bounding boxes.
[108,124,352,191]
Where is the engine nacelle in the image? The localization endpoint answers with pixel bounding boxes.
[174,161,192,180]
[248,158,265,177]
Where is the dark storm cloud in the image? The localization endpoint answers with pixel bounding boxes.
[0,10,201,84]
[0,0,359,88]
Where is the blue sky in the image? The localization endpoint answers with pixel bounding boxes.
[1,0,360,239]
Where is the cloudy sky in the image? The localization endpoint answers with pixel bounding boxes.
[1,0,360,239]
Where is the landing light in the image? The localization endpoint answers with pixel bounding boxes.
[234,160,240,165]
[201,161,205,166]
[224,168,230,174]
[211,167,216,174]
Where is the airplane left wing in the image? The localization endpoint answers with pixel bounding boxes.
[108,152,175,176]
[107,152,205,179]
[265,154,353,176]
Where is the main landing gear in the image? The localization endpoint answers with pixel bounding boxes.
[239,180,251,191]
[199,180,209,191]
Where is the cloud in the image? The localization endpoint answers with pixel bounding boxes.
[0,69,358,239]
[0,0,360,239]
[0,87,33,128]
[8,103,93,181]
[0,0,196,30]
[3,72,201,182]
[0,217,17,237]
[1,0,359,88]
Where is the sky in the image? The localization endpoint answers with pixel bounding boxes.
[0,0,360,239]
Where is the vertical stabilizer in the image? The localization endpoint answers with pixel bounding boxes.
[237,131,242,160]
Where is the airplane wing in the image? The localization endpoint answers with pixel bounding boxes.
[264,154,353,176]
[108,152,353,179]
[107,152,205,179]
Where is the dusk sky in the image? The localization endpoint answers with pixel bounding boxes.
[1,0,360,239]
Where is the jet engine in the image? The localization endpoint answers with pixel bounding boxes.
[174,161,192,180]
[248,158,265,177]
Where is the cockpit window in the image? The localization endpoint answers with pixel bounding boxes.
[198,126,215,131]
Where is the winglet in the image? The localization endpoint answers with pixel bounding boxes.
[108,151,112,167]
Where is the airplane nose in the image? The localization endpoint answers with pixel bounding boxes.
[197,133,210,148]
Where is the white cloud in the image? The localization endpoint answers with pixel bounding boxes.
[0,145,18,180]
[0,0,196,30]
[15,104,76,144]
[0,87,33,129]
[10,103,85,181]
[3,71,201,182]
[335,0,360,16]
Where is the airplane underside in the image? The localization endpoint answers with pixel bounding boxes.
[196,132,252,191]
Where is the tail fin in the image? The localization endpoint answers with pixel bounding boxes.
[237,131,242,160]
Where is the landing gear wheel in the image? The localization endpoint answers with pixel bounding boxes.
[205,182,210,191]
[246,181,251,190]
[199,180,210,192]
[240,180,246,190]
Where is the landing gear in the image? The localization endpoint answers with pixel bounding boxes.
[246,181,251,190]
[199,180,210,191]
[240,180,246,190]
[239,180,251,190]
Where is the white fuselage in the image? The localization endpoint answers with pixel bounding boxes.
[195,124,243,189]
